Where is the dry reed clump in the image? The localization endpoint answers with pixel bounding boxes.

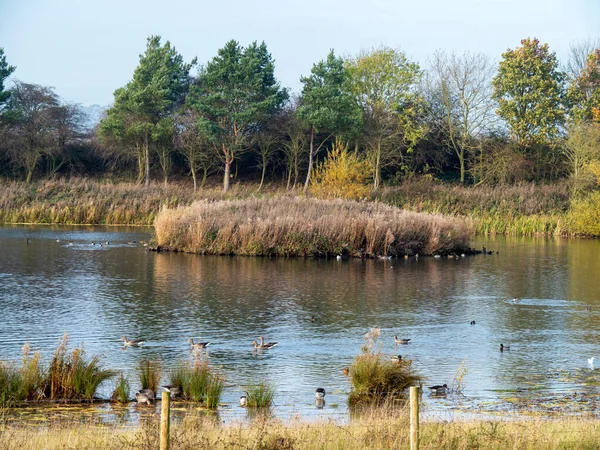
[2,413,600,449]
[169,360,225,407]
[154,197,472,257]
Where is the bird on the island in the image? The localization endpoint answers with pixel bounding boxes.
[428,384,448,394]
[135,389,155,405]
[188,339,210,351]
[315,388,326,400]
[500,343,510,352]
[122,336,145,347]
[394,336,411,345]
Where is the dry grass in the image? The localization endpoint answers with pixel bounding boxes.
[154,197,472,257]
[1,412,600,449]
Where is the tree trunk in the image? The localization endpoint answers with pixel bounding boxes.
[201,167,208,188]
[303,126,315,192]
[259,157,267,191]
[191,168,197,192]
[223,160,231,192]
[144,130,150,187]
[374,140,382,190]
[459,148,465,184]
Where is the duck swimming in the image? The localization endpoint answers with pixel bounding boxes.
[394,336,411,345]
[122,336,145,347]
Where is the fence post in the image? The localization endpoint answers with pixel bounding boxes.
[410,386,419,450]
[160,388,171,450]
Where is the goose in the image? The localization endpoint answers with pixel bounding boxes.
[135,389,155,405]
[315,388,326,400]
[394,336,411,345]
[500,343,510,352]
[428,384,448,394]
[188,339,210,350]
[252,340,278,350]
[122,336,145,347]
[259,336,279,348]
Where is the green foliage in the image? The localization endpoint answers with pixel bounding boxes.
[563,122,600,189]
[568,49,600,124]
[169,360,224,407]
[0,363,22,406]
[246,381,275,408]
[189,40,288,191]
[111,373,131,403]
[311,139,371,200]
[567,191,600,237]
[137,359,162,392]
[346,47,425,187]
[0,47,16,108]
[298,50,362,140]
[492,38,566,148]
[348,328,422,405]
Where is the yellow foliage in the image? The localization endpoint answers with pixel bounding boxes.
[567,191,600,236]
[311,140,372,200]
[587,160,600,185]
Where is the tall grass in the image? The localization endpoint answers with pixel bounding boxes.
[246,381,276,408]
[111,373,130,403]
[137,359,161,393]
[348,329,422,405]
[169,361,224,407]
[154,197,472,257]
[47,334,116,401]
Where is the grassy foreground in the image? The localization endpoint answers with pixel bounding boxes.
[154,197,472,257]
[2,413,600,450]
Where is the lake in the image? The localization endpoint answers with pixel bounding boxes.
[1,224,600,423]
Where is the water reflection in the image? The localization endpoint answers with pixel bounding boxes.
[1,226,600,423]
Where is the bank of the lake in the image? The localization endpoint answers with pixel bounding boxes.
[1,177,599,237]
[2,414,600,450]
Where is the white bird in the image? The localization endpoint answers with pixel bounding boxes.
[588,357,595,368]
[336,255,342,261]
[239,393,248,407]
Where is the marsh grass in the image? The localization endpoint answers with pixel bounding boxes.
[348,329,422,405]
[0,363,23,406]
[111,374,130,403]
[154,197,472,257]
[169,361,224,407]
[3,413,600,449]
[47,334,116,401]
[137,359,161,393]
[246,381,276,408]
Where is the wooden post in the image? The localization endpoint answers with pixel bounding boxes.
[160,388,171,450]
[410,386,419,450]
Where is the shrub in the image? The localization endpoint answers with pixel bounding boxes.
[311,140,372,200]
[169,361,224,407]
[111,373,130,403]
[137,359,162,393]
[567,190,600,236]
[246,381,276,408]
[348,329,422,405]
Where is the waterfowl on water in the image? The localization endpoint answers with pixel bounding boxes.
[342,367,350,376]
[500,343,510,352]
[428,384,448,394]
[390,355,402,363]
[239,395,247,407]
[588,357,595,367]
[188,339,210,350]
[394,336,411,345]
[512,297,521,303]
[336,255,342,261]
[122,336,145,347]
[252,338,278,350]
[470,320,476,325]
[315,388,326,400]
[135,389,155,405]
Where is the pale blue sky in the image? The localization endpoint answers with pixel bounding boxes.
[1,0,598,105]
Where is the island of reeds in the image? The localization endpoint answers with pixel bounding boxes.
[153,197,472,257]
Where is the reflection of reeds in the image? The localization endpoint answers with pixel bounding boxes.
[348,330,422,405]
[169,361,224,407]
[246,382,275,408]
[137,359,161,393]
[155,197,471,257]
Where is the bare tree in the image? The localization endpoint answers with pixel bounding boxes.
[565,37,600,81]
[278,101,307,190]
[424,51,497,183]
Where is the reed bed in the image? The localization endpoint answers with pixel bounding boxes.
[111,374,130,403]
[154,197,472,257]
[246,381,276,408]
[2,413,600,449]
[136,359,161,393]
[169,360,225,407]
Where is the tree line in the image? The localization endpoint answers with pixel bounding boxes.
[0,36,599,191]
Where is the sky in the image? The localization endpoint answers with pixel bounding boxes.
[1,0,599,106]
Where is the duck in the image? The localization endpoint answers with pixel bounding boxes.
[315,398,325,409]
[188,339,210,351]
[500,343,510,352]
[122,336,145,347]
[428,384,448,394]
[135,389,155,405]
[239,394,248,407]
[315,388,326,400]
[342,367,350,376]
[390,355,402,363]
[470,320,476,325]
[394,336,411,345]
[512,297,521,303]
[336,255,342,261]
